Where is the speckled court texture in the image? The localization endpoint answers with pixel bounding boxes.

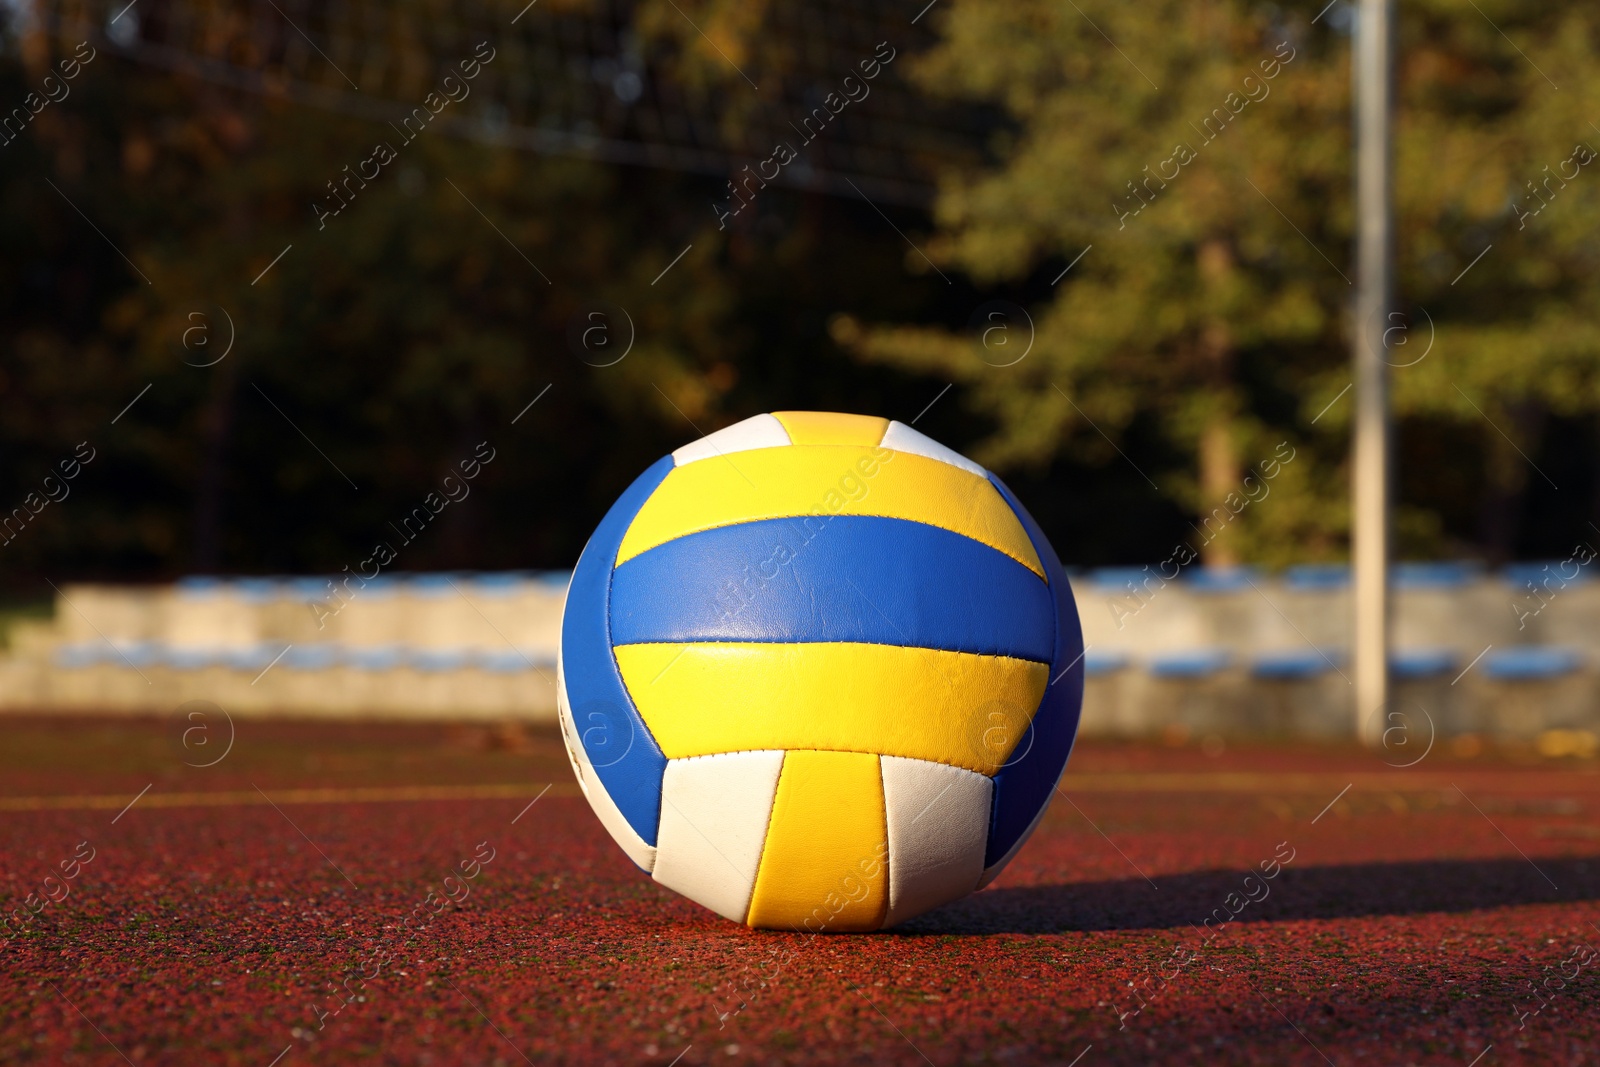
[2,717,1597,1066]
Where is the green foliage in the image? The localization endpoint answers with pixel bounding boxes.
[5,1,1598,580]
[844,0,1600,563]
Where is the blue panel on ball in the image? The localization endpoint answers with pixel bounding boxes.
[983,475,1085,868]
[561,454,675,847]
[609,515,1054,662]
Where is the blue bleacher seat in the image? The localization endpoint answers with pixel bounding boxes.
[404,574,465,598]
[1251,649,1339,680]
[346,645,405,671]
[282,645,341,670]
[1148,648,1232,679]
[410,647,470,671]
[481,649,545,673]
[166,646,223,670]
[223,644,281,671]
[232,578,282,603]
[467,572,529,596]
[1185,567,1259,594]
[1482,646,1584,681]
[1284,564,1350,591]
[1084,567,1159,592]
[1084,649,1131,676]
[286,576,333,601]
[1391,648,1457,679]
[352,575,401,598]
[1393,561,1481,589]
[111,641,162,668]
[1503,561,1592,590]
[174,575,225,598]
[53,643,104,669]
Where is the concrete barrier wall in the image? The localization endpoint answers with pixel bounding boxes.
[0,573,565,722]
[3,565,1598,742]
[1069,563,1599,743]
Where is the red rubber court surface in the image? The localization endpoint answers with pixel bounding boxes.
[2,715,1598,1066]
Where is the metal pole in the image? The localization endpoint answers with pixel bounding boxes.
[1353,0,1395,744]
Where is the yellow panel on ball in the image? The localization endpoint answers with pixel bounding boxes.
[612,445,1045,576]
[613,641,1048,773]
[770,410,890,446]
[745,749,889,931]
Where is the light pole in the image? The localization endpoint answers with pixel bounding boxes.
[1353,0,1395,744]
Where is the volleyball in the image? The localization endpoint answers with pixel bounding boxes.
[557,411,1084,930]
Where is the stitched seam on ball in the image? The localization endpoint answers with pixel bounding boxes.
[744,751,788,926]
[609,510,667,846]
[612,639,1052,666]
[664,747,1011,777]
[621,511,1045,579]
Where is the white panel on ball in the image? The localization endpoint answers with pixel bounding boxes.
[671,413,792,467]
[880,421,987,477]
[881,755,992,926]
[556,659,658,873]
[653,749,786,923]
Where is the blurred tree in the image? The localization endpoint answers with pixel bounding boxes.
[1,43,740,578]
[6,0,1599,591]
[1380,0,1600,563]
[0,0,956,587]
[838,0,1600,566]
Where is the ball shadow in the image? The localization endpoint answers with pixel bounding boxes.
[893,856,1600,935]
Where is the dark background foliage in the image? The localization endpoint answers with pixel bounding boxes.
[2,0,1595,600]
